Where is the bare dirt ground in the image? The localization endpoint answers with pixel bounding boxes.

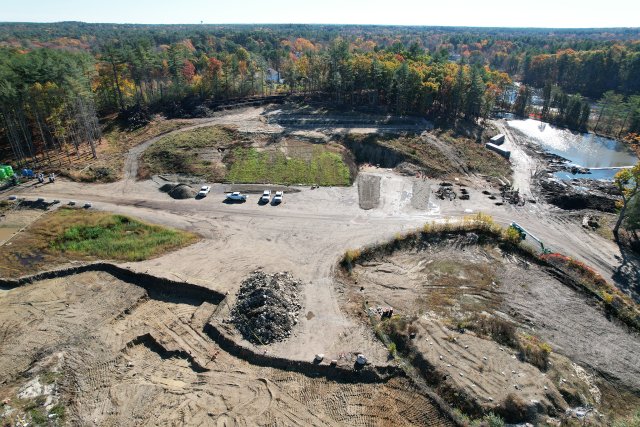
[340,238,640,419]
[0,207,45,247]
[2,104,639,424]
[4,106,635,361]
[0,271,452,426]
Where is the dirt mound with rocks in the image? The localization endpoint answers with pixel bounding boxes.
[159,182,178,193]
[167,183,197,199]
[539,178,618,212]
[230,271,303,345]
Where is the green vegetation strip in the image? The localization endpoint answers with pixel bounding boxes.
[49,209,197,261]
[227,147,351,186]
[0,207,198,277]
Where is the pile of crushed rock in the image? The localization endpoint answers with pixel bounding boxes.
[230,271,303,345]
[159,182,197,199]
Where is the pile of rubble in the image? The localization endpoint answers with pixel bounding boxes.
[499,184,524,205]
[539,178,618,212]
[435,182,457,201]
[230,271,303,345]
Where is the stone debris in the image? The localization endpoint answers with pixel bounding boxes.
[230,271,303,345]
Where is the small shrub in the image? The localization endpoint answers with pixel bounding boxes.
[483,412,505,427]
[343,248,361,265]
[49,404,66,421]
[387,342,397,357]
[499,393,530,423]
[518,334,551,370]
[601,290,614,305]
[378,315,416,354]
[503,226,524,244]
[29,408,48,426]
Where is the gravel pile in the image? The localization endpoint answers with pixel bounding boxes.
[230,271,303,345]
[168,183,197,199]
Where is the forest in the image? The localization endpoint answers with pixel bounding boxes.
[1,23,640,168]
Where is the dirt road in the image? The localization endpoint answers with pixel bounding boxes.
[491,119,539,198]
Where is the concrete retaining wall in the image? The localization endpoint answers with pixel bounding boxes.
[485,142,511,159]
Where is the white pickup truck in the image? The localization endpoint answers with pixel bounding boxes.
[225,191,247,202]
[197,185,211,197]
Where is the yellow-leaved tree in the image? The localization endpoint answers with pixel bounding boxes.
[613,163,640,240]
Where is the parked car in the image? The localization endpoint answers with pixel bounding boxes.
[225,191,247,202]
[260,190,271,204]
[272,191,283,204]
[197,185,211,197]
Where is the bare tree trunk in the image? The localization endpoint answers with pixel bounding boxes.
[109,54,125,110]
[1,110,27,167]
[16,108,39,169]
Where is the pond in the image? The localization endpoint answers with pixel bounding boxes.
[507,119,638,180]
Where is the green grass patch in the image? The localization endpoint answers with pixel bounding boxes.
[227,147,351,186]
[49,404,66,421]
[140,126,239,180]
[49,209,198,261]
[0,208,198,276]
[28,408,48,425]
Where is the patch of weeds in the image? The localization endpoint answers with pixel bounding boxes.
[227,146,351,186]
[0,208,198,276]
[40,371,61,385]
[612,408,640,427]
[51,211,198,261]
[377,314,418,354]
[518,333,551,371]
[49,404,65,421]
[387,342,398,358]
[463,313,518,348]
[482,412,506,427]
[28,408,47,425]
[464,314,551,370]
[498,393,530,423]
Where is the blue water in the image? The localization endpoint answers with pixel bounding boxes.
[553,168,629,181]
[507,119,638,181]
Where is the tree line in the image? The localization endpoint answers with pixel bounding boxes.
[0,48,100,169]
[93,36,512,120]
[1,23,640,170]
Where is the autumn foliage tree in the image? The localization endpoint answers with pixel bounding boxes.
[613,163,640,240]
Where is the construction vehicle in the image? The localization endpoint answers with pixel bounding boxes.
[510,222,551,254]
